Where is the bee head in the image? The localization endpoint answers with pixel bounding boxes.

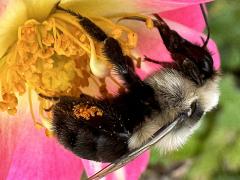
[140,68,220,151]
[179,43,214,86]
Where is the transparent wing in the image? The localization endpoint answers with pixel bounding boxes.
[88,114,186,180]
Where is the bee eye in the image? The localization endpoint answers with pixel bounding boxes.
[200,55,214,79]
[187,101,196,117]
[188,101,204,119]
[190,101,197,116]
[202,57,211,72]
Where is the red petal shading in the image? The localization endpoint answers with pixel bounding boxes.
[82,152,149,180]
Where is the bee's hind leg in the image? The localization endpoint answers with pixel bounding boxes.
[57,5,144,90]
[56,5,107,42]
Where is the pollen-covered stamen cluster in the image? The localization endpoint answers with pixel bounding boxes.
[0,11,140,131]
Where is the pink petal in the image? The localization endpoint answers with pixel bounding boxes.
[60,0,212,17]
[82,152,149,180]
[137,0,213,13]
[0,96,84,180]
[160,5,206,32]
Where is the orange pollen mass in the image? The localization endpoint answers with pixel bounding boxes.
[73,104,104,120]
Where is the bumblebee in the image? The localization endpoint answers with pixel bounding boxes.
[42,4,220,179]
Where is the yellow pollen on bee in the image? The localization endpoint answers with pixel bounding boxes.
[0,10,141,133]
[73,104,104,120]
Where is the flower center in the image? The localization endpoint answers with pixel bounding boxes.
[0,11,141,134]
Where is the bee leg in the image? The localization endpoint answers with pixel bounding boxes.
[144,56,202,85]
[144,56,176,68]
[56,5,107,41]
[103,37,145,90]
[57,6,142,89]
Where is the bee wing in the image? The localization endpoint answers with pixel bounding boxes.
[88,115,185,180]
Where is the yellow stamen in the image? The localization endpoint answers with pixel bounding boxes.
[87,34,111,78]
[0,10,142,135]
[127,32,138,48]
[45,129,55,137]
[146,17,154,29]
[28,87,43,129]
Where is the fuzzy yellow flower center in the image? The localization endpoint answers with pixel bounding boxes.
[0,10,142,134]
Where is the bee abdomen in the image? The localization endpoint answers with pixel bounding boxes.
[52,112,129,162]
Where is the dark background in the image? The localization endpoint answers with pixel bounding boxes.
[143,0,240,179]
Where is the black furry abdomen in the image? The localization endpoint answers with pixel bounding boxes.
[53,116,129,162]
[52,95,131,162]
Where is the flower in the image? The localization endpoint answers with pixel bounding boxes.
[0,0,220,179]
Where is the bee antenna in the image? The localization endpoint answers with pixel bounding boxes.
[200,4,210,48]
